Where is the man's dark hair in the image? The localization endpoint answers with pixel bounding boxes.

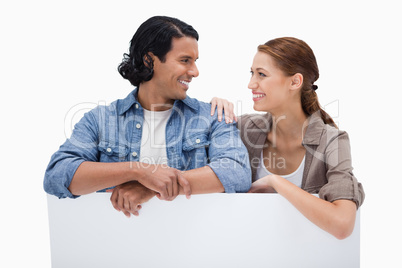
[118,16,199,87]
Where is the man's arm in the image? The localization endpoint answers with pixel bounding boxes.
[44,106,190,200]
[68,161,190,200]
[109,107,251,217]
[205,108,252,193]
[68,162,136,196]
[180,166,224,194]
[44,108,102,199]
[109,166,222,217]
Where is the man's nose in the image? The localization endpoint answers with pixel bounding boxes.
[189,63,199,78]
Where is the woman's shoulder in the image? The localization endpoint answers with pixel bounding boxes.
[238,113,272,130]
[303,112,349,146]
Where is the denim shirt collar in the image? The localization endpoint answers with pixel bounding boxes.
[117,87,199,115]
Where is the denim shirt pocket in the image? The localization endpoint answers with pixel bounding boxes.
[182,133,210,150]
[182,133,210,168]
[97,141,129,162]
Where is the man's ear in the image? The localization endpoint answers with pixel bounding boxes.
[290,73,303,90]
[143,52,155,68]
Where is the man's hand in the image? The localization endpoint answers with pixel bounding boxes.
[136,164,191,201]
[107,181,157,217]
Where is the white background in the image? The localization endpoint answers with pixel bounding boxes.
[1,0,400,267]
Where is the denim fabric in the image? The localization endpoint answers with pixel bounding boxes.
[44,89,251,198]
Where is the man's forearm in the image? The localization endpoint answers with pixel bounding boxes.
[68,161,138,196]
[106,165,224,217]
[180,166,225,195]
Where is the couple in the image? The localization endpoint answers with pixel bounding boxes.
[44,16,364,239]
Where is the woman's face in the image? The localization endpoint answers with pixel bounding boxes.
[248,51,293,113]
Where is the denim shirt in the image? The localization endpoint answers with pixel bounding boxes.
[44,89,251,198]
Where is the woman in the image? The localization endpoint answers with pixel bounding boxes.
[212,37,364,239]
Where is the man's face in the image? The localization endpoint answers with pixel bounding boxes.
[150,37,199,104]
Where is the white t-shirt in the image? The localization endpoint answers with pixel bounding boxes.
[139,108,173,165]
[256,151,305,188]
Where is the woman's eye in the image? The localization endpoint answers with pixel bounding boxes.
[250,71,266,77]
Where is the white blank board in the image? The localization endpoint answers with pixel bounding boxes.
[47,193,360,268]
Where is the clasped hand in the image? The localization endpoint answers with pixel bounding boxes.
[108,164,191,217]
[136,164,191,201]
[107,181,154,217]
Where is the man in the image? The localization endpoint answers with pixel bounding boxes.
[44,16,251,217]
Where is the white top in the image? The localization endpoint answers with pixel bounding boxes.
[139,108,173,165]
[256,151,305,188]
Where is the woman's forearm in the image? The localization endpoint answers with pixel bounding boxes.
[271,175,357,239]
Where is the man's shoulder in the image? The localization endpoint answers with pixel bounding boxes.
[180,96,233,129]
[88,91,135,117]
[193,98,211,112]
[87,101,118,116]
[181,95,209,112]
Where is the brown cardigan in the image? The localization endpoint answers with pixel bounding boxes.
[237,111,365,208]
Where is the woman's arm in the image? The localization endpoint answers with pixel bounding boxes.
[249,175,357,240]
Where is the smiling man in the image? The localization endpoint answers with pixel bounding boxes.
[44,16,251,217]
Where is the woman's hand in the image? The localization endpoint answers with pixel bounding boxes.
[247,175,277,193]
[210,97,237,123]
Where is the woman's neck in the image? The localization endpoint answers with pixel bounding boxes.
[269,106,308,142]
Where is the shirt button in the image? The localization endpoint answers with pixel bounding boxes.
[136,123,141,129]
[132,152,138,157]
[135,104,139,109]
[106,148,112,153]
[195,138,201,144]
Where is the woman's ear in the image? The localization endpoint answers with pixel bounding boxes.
[290,73,303,90]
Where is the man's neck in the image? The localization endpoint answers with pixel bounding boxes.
[137,83,174,111]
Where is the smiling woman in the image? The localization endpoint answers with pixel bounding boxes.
[212,37,365,240]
